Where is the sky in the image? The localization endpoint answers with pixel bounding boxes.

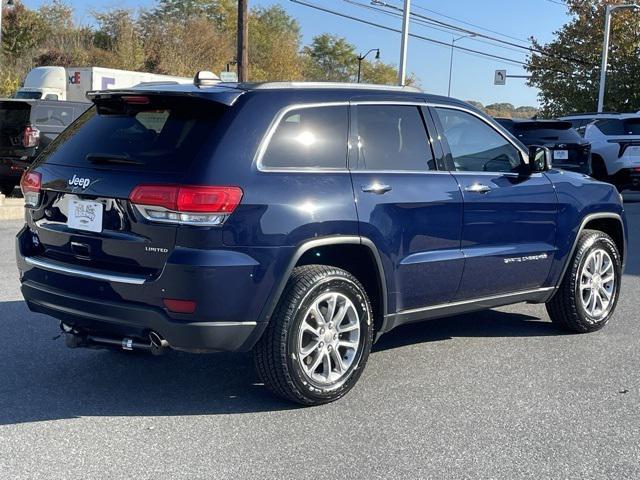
[22,0,572,107]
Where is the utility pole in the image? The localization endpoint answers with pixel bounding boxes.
[597,3,639,112]
[237,0,249,82]
[397,0,411,86]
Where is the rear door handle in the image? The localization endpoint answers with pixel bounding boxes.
[362,183,392,194]
[464,183,492,194]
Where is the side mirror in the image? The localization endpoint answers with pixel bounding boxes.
[528,146,552,173]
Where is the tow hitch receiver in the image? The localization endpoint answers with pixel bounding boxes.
[61,323,169,355]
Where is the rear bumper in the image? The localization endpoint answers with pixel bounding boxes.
[15,225,285,352]
[21,280,267,352]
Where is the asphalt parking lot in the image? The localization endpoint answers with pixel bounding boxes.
[1,202,639,480]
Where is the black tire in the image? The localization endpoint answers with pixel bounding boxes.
[254,265,374,405]
[0,182,16,196]
[590,155,608,182]
[546,229,622,333]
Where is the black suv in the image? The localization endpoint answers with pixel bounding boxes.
[0,99,89,195]
[16,80,626,405]
[496,118,592,175]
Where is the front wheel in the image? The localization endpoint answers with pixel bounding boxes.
[546,230,622,333]
[254,265,373,405]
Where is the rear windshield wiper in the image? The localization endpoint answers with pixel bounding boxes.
[86,153,145,165]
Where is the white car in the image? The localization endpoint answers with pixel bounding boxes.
[562,113,640,191]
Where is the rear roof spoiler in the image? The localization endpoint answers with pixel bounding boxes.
[87,86,244,107]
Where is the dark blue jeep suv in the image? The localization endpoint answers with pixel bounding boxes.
[16,79,627,405]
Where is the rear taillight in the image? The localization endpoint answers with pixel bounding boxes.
[129,184,243,225]
[20,171,42,208]
[22,125,40,148]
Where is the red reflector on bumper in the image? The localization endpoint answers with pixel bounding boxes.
[163,299,197,314]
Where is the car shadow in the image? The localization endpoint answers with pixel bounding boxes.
[0,300,563,425]
[373,309,561,352]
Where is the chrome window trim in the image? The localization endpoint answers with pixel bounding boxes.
[255,101,350,173]
[24,256,147,285]
[427,102,530,165]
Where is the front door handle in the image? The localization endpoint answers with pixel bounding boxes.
[362,183,392,194]
[464,183,492,194]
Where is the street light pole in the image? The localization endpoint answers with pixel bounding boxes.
[397,0,411,86]
[597,3,639,112]
[447,34,475,97]
[357,48,380,83]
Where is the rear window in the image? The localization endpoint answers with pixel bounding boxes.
[14,91,42,100]
[36,96,226,173]
[595,118,640,136]
[510,122,581,144]
[32,104,76,127]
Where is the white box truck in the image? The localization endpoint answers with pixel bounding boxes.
[14,66,196,102]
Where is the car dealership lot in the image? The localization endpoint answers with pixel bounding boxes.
[0,203,639,480]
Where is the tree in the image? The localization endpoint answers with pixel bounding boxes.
[249,6,304,81]
[143,0,236,31]
[1,2,47,58]
[527,0,640,116]
[92,10,145,70]
[303,34,358,82]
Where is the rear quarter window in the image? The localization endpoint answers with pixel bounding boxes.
[260,105,349,170]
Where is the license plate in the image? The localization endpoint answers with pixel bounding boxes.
[553,150,569,160]
[626,146,640,157]
[67,199,103,233]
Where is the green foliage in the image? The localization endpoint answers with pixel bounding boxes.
[527,0,640,116]
[0,0,422,98]
[1,2,47,58]
[303,34,358,82]
[469,100,538,119]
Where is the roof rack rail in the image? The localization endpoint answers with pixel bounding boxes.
[250,81,422,93]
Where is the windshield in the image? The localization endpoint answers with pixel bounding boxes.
[14,91,43,100]
[595,118,640,136]
[36,96,228,173]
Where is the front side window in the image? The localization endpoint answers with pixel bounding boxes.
[261,105,349,170]
[356,105,434,171]
[435,107,522,173]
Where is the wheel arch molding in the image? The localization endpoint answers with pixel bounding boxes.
[554,212,626,291]
[259,236,389,333]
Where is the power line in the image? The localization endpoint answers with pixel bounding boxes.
[342,0,531,56]
[371,0,594,66]
[411,1,532,44]
[290,0,574,74]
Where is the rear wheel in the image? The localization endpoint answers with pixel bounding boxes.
[254,265,373,405]
[590,155,608,182]
[546,230,621,333]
